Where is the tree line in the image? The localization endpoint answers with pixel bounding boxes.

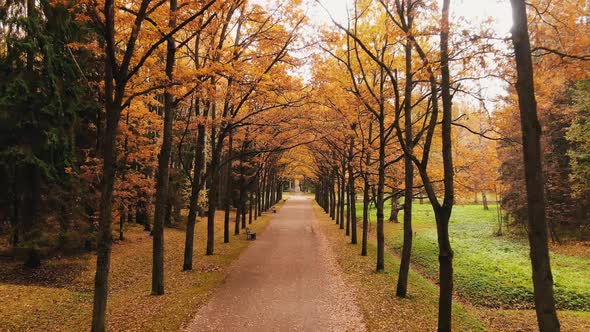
[307,1,588,331]
[1,0,307,330]
[1,0,589,331]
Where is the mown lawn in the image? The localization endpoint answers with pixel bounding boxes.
[0,206,280,332]
[313,204,487,332]
[355,201,590,312]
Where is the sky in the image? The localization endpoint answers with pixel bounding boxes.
[301,0,515,107]
[305,0,514,34]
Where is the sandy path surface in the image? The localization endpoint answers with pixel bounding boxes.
[184,194,366,332]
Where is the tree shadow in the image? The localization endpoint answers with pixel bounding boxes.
[0,255,92,290]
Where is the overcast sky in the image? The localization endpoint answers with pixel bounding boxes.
[306,0,513,34]
[299,0,513,107]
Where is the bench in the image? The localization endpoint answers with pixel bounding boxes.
[245,227,256,240]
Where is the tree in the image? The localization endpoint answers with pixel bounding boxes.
[383,0,415,298]
[509,0,560,330]
[151,0,177,296]
[0,0,99,267]
[75,0,216,329]
[498,0,590,240]
[202,1,303,255]
[566,80,590,229]
[347,0,457,328]
[453,106,500,208]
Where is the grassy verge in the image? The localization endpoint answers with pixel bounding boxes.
[476,307,590,332]
[352,200,590,330]
[313,203,487,332]
[0,205,281,332]
[358,202,590,311]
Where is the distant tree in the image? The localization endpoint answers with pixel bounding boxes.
[0,0,99,266]
[566,80,590,237]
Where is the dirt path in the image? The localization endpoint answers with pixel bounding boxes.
[184,194,366,332]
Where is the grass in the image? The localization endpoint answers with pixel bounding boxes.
[0,205,280,332]
[313,203,487,332]
[371,203,590,311]
[316,198,590,332]
[476,307,590,332]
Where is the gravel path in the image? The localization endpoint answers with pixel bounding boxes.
[184,194,366,332]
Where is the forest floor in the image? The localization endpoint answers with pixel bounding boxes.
[0,206,280,332]
[2,196,588,331]
[347,201,590,331]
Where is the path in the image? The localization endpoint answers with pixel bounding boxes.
[185,194,366,332]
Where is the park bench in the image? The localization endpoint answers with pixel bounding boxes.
[245,227,256,240]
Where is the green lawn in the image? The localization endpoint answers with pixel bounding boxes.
[355,201,590,311]
[314,204,487,331]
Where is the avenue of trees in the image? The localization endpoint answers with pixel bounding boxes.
[0,0,588,331]
[1,0,308,330]
[309,0,588,331]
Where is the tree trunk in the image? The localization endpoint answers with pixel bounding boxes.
[91,70,119,332]
[350,172,357,245]
[240,153,248,229]
[172,204,180,225]
[326,178,329,209]
[205,78,221,255]
[509,1,560,330]
[151,0,177,296]
[265,169,270,211]
[436,2,455,329]
[119,206,125,241]
[255,184,260,220]
[272,175,277,205]
[482,191,489,210]
[234,197,241,235]
[241,198,247,229]
[346,172,351,236]
[10,180,20,247]
[339,174,345,229]
[258,171,264,215]
[264,170,270,211]
[164,201,172,227]
[90,0,122,326]
[270,174,276,205]
[183,98,206,271]
[249,192,253,224]
[326,178,331,212]
[207,136,220,256]
[348,132,357,244]
[361,178,369,256]
[376,121,385,272]
[22,164,42,268]
[435,208,454,332]
[137,200,150,231]
[389,196,400,223]
[260,170,269,213]
[330,174,336,220]
[224,131,234,243]
[397,18,414,297]
[336,174,341,225]
[24,248,41,269]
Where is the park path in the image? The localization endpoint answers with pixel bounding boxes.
[184,194,366,332]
